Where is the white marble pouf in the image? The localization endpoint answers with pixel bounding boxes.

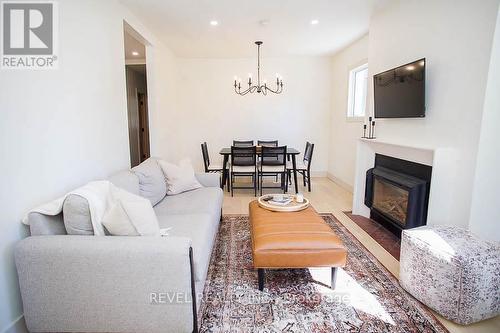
[399,225,500,325]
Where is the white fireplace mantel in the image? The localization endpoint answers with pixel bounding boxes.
[352,138,459,227]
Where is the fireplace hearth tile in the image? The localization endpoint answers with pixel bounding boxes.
[346,212,401,260]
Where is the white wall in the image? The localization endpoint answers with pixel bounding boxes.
[363,0,499,228]
[146,43,178,160]
[469,5,500,242]
[158,57,332,174]
[328,35,369,190]
[0,1,177,331]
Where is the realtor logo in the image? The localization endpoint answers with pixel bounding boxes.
[1,1,58,69]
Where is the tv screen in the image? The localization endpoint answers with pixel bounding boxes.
[374,58,425,118]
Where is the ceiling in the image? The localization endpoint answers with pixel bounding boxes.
[120,0,387,58]
[124,30,146,60]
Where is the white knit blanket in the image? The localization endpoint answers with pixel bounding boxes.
[21,180,159,236]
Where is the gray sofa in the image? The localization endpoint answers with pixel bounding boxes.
[15,161,223,333]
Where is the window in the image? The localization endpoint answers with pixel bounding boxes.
[347,63,368,119]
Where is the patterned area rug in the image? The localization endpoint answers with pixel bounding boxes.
[198,214,448,333]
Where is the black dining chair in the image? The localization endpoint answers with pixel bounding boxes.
[230,146,257,197]
[233,140,254,147]
[201,142,229,188]
[257,140,279,181]
[259,146,287,196]
[287,142,314,192]
[231,140,255,185]
[257,140,278,147]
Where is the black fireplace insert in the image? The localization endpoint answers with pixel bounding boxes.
[365,154,432,236]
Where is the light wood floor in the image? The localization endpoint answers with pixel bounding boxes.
[223,177,499,333]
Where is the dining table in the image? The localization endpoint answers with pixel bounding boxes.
[219,147,301,194]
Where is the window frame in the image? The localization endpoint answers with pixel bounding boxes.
[347,62,368,121]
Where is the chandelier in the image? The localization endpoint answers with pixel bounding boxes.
[233,41,284,96]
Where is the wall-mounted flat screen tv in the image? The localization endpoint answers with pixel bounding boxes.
[374,58,425,118]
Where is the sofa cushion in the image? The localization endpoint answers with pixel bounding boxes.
[194,172,220,188]
[157,213,218,282]
[63,194,94,235]
[29,212,67,236]
[108,170,140,196]
[131,158,167,206]
[154,187,223,218]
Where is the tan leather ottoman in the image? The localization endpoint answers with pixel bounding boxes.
[249,200,347,291]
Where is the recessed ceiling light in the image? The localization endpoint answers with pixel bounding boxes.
[210,20,219,26]
[310,19,319,25]
[131,51,139,56]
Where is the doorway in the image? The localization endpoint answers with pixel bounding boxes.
[124,24,150,167]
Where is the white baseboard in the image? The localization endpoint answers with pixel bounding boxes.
[1,315,27,333]
[327,172,354,193]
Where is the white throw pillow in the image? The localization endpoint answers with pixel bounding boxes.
[102,201,140,236]
[158,159,202,195]
[102,187,160,236]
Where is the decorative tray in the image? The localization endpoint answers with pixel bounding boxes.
[257,194,310,212]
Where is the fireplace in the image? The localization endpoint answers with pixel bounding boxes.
[365,154,432,236]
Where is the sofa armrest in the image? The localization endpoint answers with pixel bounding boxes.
[195,172,220,188]
[15,236,196,333]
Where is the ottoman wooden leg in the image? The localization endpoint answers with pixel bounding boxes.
[331,267,338,289]
[258,269,265,291]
